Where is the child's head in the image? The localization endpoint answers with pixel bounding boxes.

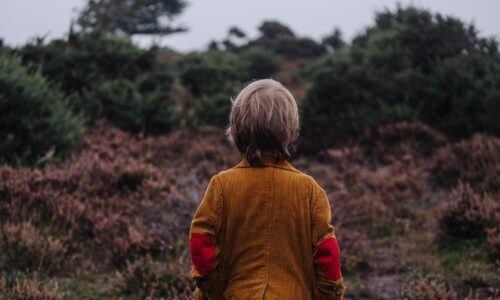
[228,79,299,165]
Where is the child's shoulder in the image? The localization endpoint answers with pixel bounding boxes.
[213,162,324,193]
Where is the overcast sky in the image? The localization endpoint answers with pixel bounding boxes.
[1,0,499,53]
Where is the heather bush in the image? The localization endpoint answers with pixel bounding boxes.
[0,124,196,269]
[400,274,500,300]
[0,222,68,275]
[0,276,62,300]
[340,195,391,227]
[0,118,498,297]
[0,122,241,276]
[486,227,500,262]
[431,134,500,191]
[400,275,458,300]
[117,256,193,299]
[360,122,447,161]
[438,183,499,241]
[0,54,83,166]
[358,155,424,201]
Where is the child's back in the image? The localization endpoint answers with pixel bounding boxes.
[189,79,345,300]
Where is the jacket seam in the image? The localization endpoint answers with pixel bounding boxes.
[212,176,224,235]
[310,187,325,231]
[232,165,302,174]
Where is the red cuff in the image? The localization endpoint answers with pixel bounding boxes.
[190,233,216,276]
[316,237,342,281]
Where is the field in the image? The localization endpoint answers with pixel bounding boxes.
[1,121,499,299]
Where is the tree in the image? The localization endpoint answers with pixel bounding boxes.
[228,26,246,39]
[322,28,345,51]
[301,5,500,152]
[245,20,325,59]
[258,21,295,39]
[223,26,248,51]
[18,31,180,134]
[240,47,282,80]
[77,0,188,35]
[0,55,83,166]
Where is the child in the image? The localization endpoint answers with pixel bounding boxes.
[189,79,345,299]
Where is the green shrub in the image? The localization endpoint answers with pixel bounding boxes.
[179,53,242,126]
[196,92,233,127]
[300,6,500,152]
[247,21,326,59]
[0,54,82,166]
[268,37,326,59]
[359,122,448,161]
[240,47,282,80]
[17,32,178,133]
[86,79,180,134]
[18,32,155,97]
[179,53,242,97]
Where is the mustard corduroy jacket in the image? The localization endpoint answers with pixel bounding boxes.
[189,157,345,300]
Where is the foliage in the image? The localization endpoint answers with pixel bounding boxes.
[0,222,68,275]
[0,122,499,297]
[239,47,282,80]
[258,21,295,40]
[178,52,243,126]
[0,54,82,166]
[77,0,187,35]
[244,20,326,59]
[399,274,458,300]
[438,183,499,241]
[431,134,500,191]
[195,92,234,127]
[0,276,62,300]
[301,5,500,152]
[85,79,180,134]
[0,124,241,297]
[359,122,447,161]
[486,227,500,262]
[0,128,177,270]
[17,32,180,134]
[1,4,500,299]
[0,124,238,273]
[117,256,193,299]
[322,28,346,51]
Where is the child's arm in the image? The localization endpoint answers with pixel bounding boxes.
[189,175,223,299]
[311,187,346,300]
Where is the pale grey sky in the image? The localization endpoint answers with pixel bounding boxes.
[1,0,499,52]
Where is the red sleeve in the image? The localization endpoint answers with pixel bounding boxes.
[189,176,224,299]
[190,233,216,276]
[316,236,342,281]
[311,187,345,299]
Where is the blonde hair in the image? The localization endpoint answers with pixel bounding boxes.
[227,79,299,165]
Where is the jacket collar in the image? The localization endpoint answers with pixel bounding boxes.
[234,155,301,173]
